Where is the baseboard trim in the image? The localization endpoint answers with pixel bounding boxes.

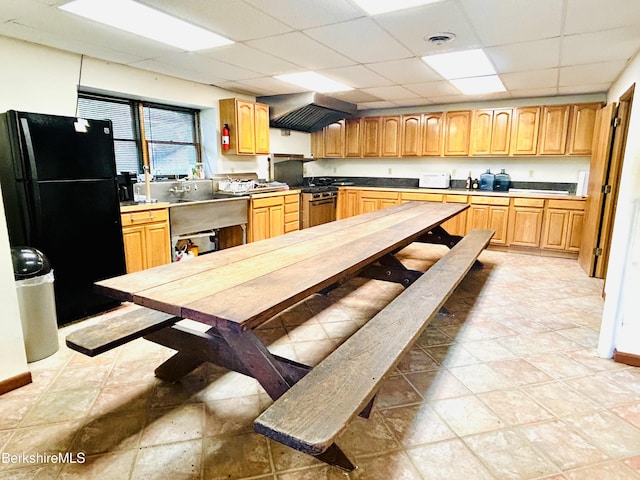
[614,349,640,367]
[0,371,33,396]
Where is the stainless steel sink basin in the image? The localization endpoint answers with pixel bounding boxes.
[169,197,248,238]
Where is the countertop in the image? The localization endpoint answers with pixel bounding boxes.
[337,185,586,200]
[120,201,170,213]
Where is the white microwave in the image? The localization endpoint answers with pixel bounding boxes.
[419,172,451,189]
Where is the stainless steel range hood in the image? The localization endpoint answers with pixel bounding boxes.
[257,92,357,133]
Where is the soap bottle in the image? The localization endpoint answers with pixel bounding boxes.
[465,171,472,190]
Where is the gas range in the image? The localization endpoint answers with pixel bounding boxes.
[300,185,338,194]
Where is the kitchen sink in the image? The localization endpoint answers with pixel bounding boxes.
[168,196,248,238]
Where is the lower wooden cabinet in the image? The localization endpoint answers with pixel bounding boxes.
[337,189,359,219]
[121,207,171,273]
[359,190,400,213]
[467,196,509,245]
[508,198,545,247]
[541,200,585,252]
[249,191,299,242]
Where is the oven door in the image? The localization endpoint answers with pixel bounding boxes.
[302,194,337,229]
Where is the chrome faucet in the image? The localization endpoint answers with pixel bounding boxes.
[170,179,198,193]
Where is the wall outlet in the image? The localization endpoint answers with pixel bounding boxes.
[388,167,392,175]
[333,167,337,173]
[231,168,235,173]
[529,169,534,178]
[451,168,456,176]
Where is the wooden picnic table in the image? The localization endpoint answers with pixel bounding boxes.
[76,200,480,470]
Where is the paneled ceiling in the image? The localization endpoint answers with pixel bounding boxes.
[1,0,639,109]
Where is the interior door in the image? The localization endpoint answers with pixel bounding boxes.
[578,103,616,276]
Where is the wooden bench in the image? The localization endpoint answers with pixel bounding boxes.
[254,229,494,470]
[66,306,180,357]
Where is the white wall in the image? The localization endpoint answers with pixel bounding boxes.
[598,51,640,358]
[0,185,29,383]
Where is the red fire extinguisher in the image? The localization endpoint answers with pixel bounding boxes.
[222,123,230,151]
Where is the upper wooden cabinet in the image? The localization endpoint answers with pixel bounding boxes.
[311,130,324,158]
[314,102,598,159]
[362,117,382,157]
[470,109,512,156]
[421,112,443,156]
[344,118,362,157]
[381,116,401,157]
[401,115,422,156]
[538,105,571,155]
[443,110,471,156]
[510,107,541,155]
[219,98,270,155]
[568,103,601,155]
[324,120,345,157]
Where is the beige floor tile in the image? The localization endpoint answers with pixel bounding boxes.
[20,387,99,427]
[478,388,554,426]
[379,403,456,447]
[396,348,439,374]
[351,450,423,480]
[407,438,495,480]
[522,381,600,417]
[563,411,640,458]
[132,439,202,480]
[564,375,639,408]
[58,449,137,480]
[139,403,204,447]
[72,411,144,455]
[487,358,553,386]
[335,412,400,458]
[0,464,62,480]
[448,363,513,393]
[611,402,640,430]
[404,369,472,401]
[374,375,423,409]
[431,395,504,436]
[202,432,272,479]
[563,460,640,480]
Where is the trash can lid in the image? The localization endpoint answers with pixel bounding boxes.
[11,247,52,280]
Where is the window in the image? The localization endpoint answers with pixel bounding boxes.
[77,93,200,176]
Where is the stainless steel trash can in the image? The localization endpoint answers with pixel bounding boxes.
[11,247,59,362]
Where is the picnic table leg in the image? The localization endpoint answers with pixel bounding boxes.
[154,351,204,382]
[418,225,483,268]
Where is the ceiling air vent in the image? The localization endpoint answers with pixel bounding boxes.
[425,32,456,45]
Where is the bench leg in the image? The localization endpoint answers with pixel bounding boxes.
[417,225,463,249]
[315,444,356,472]
[154,351,205,383]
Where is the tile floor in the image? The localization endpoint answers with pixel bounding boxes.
[1,245,640,479]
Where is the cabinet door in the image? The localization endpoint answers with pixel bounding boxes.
[491,109,512,155]
[269,204,285,238]
[251,207,270,242]
[360,196,379,214]
[509,207,543,247]
[345,190,360,217]
[467,205,490,230]
[566,211,584,252]
[541,209,568,249]
[362,117,382,157]
[236,100,256,154]
[122,225,146,274]
[443,111,471,156]
[323,121,345,157]
[568,103,600,155]
[510,107,540,155]
[470,109,493,155]
[538,105,570,155]
[381,116,401,157]
[488,206,509,245]
[401,115,422,156]
[311,130,324,158]
[145,223,171,268]
[344,118,362,157]
[441,194,468,236]
[421,112,443,156]
[254,102,270,154]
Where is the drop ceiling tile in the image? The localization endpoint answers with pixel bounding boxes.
[564,0,640,35]
[305,17,412,63]
[559,60,628,86]
[404,81,460,98]
[0,0,48,21]
[202,43,300,76]
[562,28,640,66]
[318,65,393,88]
[501,69,558,90]
[217,81,277,96]
[362,85,419,101]
[244,0,364,29]
[331,90,382,103]
[426,94,468,105]
[143,0,293,41]
[128,59,226,85]
[486,38,560,73]
[245,32,354,70]
[141,53,262,81]
[235,76,306,95]
[367,58,442,83]
[357,101,399,110]
[374,2,480,57]
[558,83,610,95]
[393,98,434,107]
[460,0,562,46]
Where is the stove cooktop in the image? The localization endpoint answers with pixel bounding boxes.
[301,185,338,193]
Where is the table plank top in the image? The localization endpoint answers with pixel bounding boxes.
[96,201,467,331]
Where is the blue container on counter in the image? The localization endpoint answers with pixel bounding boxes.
[494,169,511,191]
[479,170,495,191]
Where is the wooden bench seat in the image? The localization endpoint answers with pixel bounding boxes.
[66,306,180,357]
[254,229,494,465]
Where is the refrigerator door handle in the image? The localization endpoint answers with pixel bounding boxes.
[19,116,41,241]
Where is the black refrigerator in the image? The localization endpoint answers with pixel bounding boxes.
[0,110,126,325]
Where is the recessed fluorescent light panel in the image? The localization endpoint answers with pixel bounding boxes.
[450,75,506,95]
[353,0,444,15]
[274,72,353,93]
[421,49,496,79]
[59,0,233,51]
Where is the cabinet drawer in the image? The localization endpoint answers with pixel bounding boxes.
[470,196,510,206]
[360,190,399,200]
[284,212,299,224]
[284,202,299,214]
[252,196,284,208]
[121,208,168,227]
[402,192,444,202]
[513,198,545,208]
[445,194,468,203]
[284,193,300,204]
[547,199,585,210]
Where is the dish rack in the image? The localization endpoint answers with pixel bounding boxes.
[217,179,256,193]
